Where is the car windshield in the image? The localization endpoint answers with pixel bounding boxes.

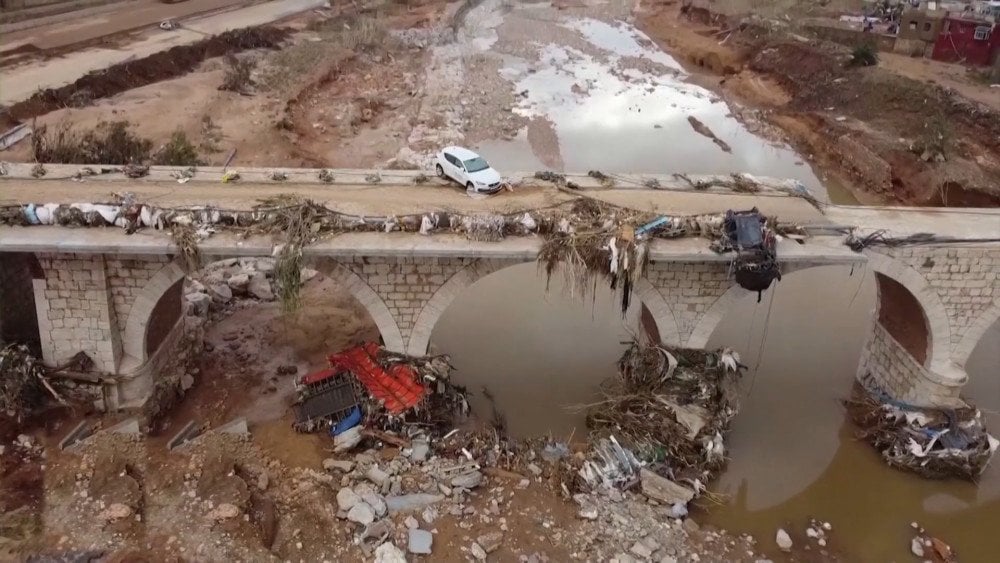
[463,157,490,173]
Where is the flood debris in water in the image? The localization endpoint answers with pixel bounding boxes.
[686,116,732,153]
[846,385,999,481]
[577,341,746,509]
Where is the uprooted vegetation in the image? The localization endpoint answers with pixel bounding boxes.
[31,121,153,165]
[7,26,288,121]
[30,121,204,166]
[219,54,258,94]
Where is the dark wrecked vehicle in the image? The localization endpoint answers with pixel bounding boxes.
[712,208,781,301]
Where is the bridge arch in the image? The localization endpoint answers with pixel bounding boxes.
[685,253,951,368]
[124,257,406,368]
[406,258,681,355]
[953,302,1000,368]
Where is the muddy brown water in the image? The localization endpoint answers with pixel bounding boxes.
[431,263,1000,561]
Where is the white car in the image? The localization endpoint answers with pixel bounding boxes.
[435,147,504,194]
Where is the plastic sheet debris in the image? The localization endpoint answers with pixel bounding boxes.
[847,384,998,480]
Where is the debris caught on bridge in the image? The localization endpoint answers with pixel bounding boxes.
[846,385,999,481]
[293,343,469,442]
[576,341,746,506]
[1,195,800,314]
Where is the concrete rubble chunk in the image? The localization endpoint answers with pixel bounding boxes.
[367,466,391,487]
[578,506,599,520]
[374,541,407,563]
[450,470,483,489]
[408,528,433,554]
[337,487,363,511]
[106,418,140,434]
[404,516,419,529]
[347,502,376,525]
[226,273,250,293]
[324,458,355,473]
[776,528,793,552]
[410,437,430,462]
[59,420,93,450]
[363,492,388,518]
[630,540,654,560]
[180,373,195,391]
[386,493,445,514]
[98,503,133,522]
[911,537,924,557]
[217,417,248,435]
[185,292,211,317]
[477,531,503,553]
[470,542,488,561]
[255,258,276,273]
[639,469,694,505]
[248,272,274,301]
[208,283,232,303]
[206,503,240,521]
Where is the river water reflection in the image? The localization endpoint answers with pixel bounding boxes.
[432,263,1000,561]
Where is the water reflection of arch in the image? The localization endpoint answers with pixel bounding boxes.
[686,252,951,369]
[406,258,682,355]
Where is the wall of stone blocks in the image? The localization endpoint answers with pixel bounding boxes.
[105,254,172,335]
[644,261,734,344]
[34,252,120,372]
[858,322,960,407]
[881,246,998,351]
[337,256,482,342]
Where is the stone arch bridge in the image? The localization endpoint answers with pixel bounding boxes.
[1,214,997,411]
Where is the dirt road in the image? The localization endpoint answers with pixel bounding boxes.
[2,0,253,52]
[0,0,325,106]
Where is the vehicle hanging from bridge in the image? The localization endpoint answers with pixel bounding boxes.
[712,208,781,301]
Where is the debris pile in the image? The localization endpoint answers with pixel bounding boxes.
[578,341,746,509]
[847,385,999,480]
[0,344,48,420]
[293,343,468,444]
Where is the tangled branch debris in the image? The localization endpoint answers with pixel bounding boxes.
[578,342,745,496]
[846,385,998,481]
[0,345,48,420]
[2,195,800,312]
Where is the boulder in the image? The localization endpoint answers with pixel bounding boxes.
[226,273,251,294]
[180,373,195,391]
[300,267,318,282]
[450,470,483,489]
[206,503,240,521]
[208,284,232,303]
[337,487,363,511]
[185,292,211,317]
[323,458,354,473]
[776,528,793,552]
[98,503,133,522]
[363,492,388,518]
[255,258,276,274]
[386,493,445,514]
[366,466,391,487]
[347,502,376,525]
[470,542,487,561]
[408,528,433,554]
[248,273,274,301]
[477,531,503,553]
[639,469,694,505]
[374,542,407,563]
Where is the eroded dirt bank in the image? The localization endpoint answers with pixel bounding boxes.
[636,0,1000,206]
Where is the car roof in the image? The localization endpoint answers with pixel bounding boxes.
[443,146,481,160]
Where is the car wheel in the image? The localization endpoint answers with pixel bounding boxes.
[466,182,475,192]
[436,164,445,178]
